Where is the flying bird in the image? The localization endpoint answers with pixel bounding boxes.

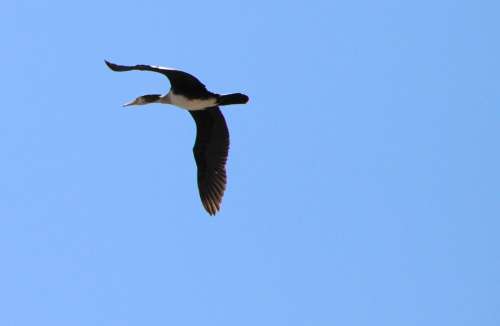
[105,60,249,215]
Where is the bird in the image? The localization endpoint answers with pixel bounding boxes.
[105,60,249,215]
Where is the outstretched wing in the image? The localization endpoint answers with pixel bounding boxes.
[189,108,230,215]
[105,60,208,97]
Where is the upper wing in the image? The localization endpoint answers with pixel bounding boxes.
[105,60,208,96]
[189,108,230,215]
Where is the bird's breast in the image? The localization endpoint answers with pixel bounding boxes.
[163,92,218,111]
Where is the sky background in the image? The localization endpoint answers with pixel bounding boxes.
[1,0,499,325]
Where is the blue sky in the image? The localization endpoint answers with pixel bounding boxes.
[1,0,499,325]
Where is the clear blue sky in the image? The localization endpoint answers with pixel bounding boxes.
[1,0,499,325]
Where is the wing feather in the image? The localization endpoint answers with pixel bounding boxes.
[189,108,229,215]
[105,60,209,97]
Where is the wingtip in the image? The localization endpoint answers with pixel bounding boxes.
[202,199,220,216]
[104,60,124,72]
[104,60,115,70]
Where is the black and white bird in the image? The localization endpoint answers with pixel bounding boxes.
[105,60,249,215]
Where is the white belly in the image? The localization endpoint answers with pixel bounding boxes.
[163,92,217,111]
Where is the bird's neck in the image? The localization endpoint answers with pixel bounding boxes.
[158,93,172,104]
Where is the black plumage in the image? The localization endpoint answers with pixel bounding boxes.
[190,108,229,215]
[105,60,213,99]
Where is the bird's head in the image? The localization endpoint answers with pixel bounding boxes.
[122,94,162,107]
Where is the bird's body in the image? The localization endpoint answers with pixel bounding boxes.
[160,91,218,111]
[105,60,248,215]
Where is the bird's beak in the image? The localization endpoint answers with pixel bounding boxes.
[122,98,140,107]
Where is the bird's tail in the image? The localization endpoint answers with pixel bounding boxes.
[218,93,249,106]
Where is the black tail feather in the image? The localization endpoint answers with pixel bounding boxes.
[218,93,249,106]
